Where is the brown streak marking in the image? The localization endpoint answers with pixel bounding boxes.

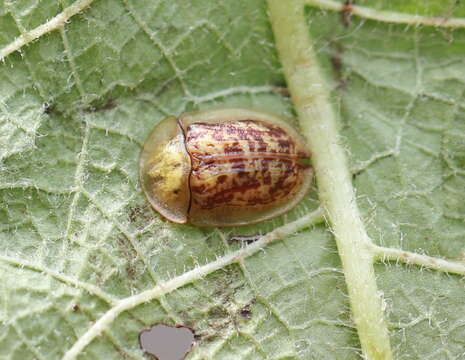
[217,175,228,184]
[193,153,306,162]
[186,119,310,211]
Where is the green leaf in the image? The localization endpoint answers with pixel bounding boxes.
[0,0,464,359]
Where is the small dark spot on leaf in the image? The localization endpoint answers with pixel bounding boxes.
[239,305,252,319]
[330,53,343,76]
[330,42,347,90]
[43,102,55,114]
[128,208,140,223]
[139,323,195,360]
[72,304,80,311]
[128,204,152,223]
[83,99,117,113]
[207,305,229,319]
[43,102,63,115]
[115,235,139,269]
[126,265,136,278]
[237,298,256,320]
[341,0,354,26]
[228,234,261,244]
[352,170,362,180]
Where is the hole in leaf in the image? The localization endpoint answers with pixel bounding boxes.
[139,323,195,360]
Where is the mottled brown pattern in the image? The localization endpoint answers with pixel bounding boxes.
[185,120,309,210]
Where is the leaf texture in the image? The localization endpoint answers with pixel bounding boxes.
[0,0,464,359]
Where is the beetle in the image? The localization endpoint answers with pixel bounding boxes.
[139,108,312,227]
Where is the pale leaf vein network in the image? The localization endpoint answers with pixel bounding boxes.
[0,0,97,61]
[306,0,465,28]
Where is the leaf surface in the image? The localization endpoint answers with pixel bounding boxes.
[0,0,464,359]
